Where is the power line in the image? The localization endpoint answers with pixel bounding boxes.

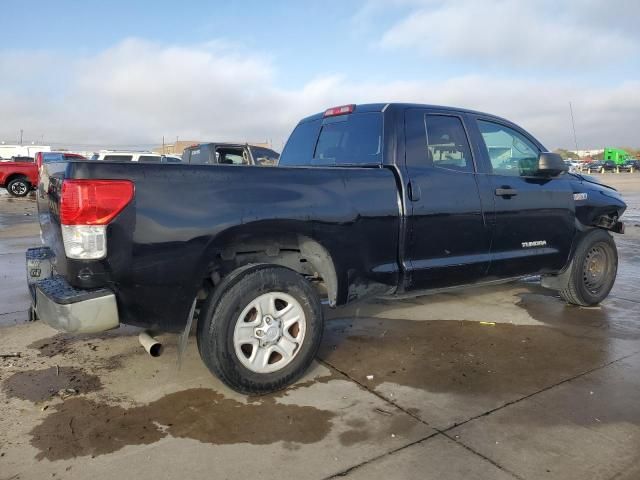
[569,101,579,152]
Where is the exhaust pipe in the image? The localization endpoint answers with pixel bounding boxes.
[139,331,163,357]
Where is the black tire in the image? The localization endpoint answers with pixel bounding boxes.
[7,177,31,197]
[197,265,324,395]
[559,229,617,306]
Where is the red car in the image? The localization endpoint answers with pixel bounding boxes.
[0,158,38,197]
[0,152,85,197]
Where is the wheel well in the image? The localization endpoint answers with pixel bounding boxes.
[6,174,29,186]
[203,234,338,306]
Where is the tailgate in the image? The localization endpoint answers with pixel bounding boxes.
[37,160,67,271]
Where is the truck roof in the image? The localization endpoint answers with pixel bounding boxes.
[298,102,515,125]
[186,142,277,149]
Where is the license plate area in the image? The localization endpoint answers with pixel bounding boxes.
[26,246,55,287]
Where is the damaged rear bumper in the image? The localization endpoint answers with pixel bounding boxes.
[26,247,119,333]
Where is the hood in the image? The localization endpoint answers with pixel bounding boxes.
[567,172,616,191]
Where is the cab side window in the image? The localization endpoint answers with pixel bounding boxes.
[216,148,248,165]
[424,115,473,172]
[478,120,539,177]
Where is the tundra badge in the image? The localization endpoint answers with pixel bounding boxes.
[522,240,547,248]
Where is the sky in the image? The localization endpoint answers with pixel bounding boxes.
[1,0,639,151]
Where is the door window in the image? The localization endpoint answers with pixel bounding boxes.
[424,115,473,172]
[250,146,280,166]
[478,121,539,176]
[216,148,247,165]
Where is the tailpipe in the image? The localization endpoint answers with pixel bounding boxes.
[139,331,163,357]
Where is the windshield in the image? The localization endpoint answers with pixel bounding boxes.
[279,112,383,166]
[250,146,279,166]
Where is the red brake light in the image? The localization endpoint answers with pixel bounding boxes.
[35,152,43,169]
[323,104,355,117]
[60,179,134,225]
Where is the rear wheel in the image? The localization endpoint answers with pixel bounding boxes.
[559,229,618,306]
[7,177,30,197]
[197,265,324,394]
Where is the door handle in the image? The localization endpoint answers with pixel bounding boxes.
[408,181,421,202]
[495,187,518,197]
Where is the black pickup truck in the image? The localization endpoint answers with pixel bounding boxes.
[27,103,626,394]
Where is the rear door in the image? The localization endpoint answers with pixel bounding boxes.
[403,108,492,290]
[469,116,575,277]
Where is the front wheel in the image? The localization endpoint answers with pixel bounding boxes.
[559,229,618,306]
[198,265,324,394]
[7,177,30,197]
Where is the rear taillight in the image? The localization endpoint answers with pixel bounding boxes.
[60,179,134,259]
[323,104,355,117]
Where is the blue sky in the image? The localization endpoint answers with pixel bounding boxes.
[1,0,639,149]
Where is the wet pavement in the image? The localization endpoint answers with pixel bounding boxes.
[0,176,639,480]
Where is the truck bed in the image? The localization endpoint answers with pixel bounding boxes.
[38,160,401,331]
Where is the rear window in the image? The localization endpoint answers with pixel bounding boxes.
[279,113,382,166]
[42,153,64,162]
[103,155,133,162]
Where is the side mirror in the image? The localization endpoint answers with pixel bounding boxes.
[537,152,568,177]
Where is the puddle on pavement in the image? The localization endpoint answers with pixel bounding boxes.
[2,367,102,402]
[30,388,336,461]
[518,293,640,339]
[27,326,141,357]
[319,314,614,396]
[27,334,81,357]
[335,415,416,447]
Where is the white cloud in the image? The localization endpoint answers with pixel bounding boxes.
[378,0,639,68]
[0,38,638,150]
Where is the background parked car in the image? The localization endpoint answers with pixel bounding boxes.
[182,143,279,166]
[585,160,617,173]
[35,152,86,172]
[619,159,640,173]
[0,158,37,196]
[91,151,164,163]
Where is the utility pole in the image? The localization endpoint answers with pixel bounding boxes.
[569,102,579,152]
[19,129,23,146]
[162,136,165,154]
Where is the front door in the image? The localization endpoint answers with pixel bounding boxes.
[403,109,492,291]
[471,117,575,277]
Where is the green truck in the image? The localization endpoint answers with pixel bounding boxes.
[603,147,632,165]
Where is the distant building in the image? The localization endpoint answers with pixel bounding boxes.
[152,140,201,155]
[152,140,272,155]
[0,144,51,159]
[569,148,604,158]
